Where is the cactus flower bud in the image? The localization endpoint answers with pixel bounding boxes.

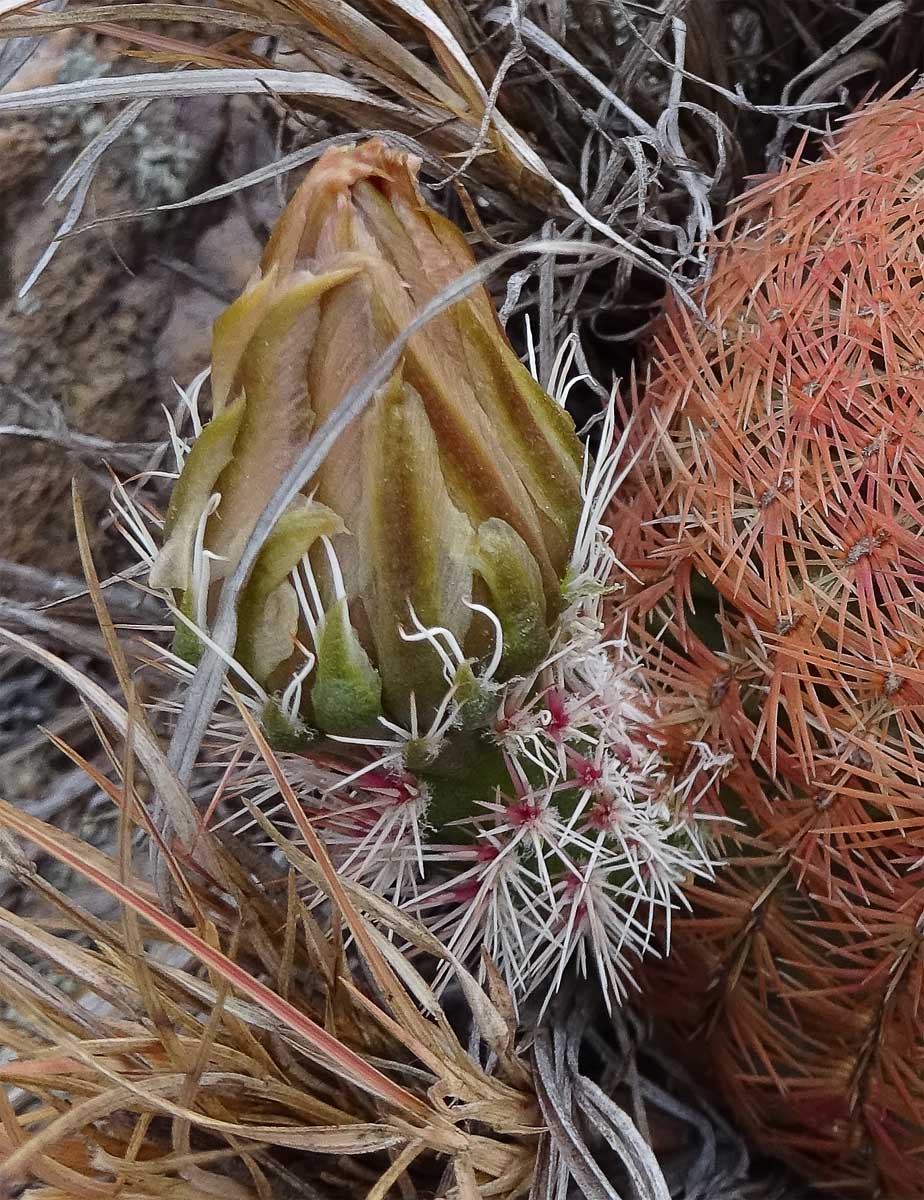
[152,139,584,740]
[138,142,720,1004]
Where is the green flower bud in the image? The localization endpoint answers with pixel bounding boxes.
[151,139,584,741]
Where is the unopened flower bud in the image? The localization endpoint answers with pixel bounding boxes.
[152,139,584,740]
[139,151,719,1004]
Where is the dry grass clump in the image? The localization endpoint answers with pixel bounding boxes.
[0,1,915,368]
[0,634,542,1199]
[0,0,740,368]
[0,510,718,1200]
[0,621,798,1200]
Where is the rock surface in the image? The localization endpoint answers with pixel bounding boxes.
[0,36,271,578]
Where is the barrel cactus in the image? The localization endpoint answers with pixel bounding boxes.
[614,92,924,1197]
[134,140,719,1004]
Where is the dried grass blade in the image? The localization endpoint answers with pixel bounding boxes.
[44,1049,410,1155]
[0,596,108,655]
[50,98,148,203]
[0,1082,169,1194]
[0,4,302,37]
[72,484,133,701]
[366,1137,426,1200]
[576,1076,670,1200]
[485,8,654,138]
[64,132,407,238]
[392,0,682,286]
[0,906,139,1014]
[286,0,463,107]
[231,701,468,1077]
[0,792,156,905]
[0,795,432,1121]
[532,1030,620,1200]
[0,67,409,112]
[39,727,195,906]
[0,626,220,874]
[0,0,45,14]
[0,17,45,87]
[73,484,205,903]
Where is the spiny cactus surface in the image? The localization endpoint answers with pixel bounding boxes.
[614,91,924,1198]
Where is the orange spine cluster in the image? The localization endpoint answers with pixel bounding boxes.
[613,91,924,1198]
